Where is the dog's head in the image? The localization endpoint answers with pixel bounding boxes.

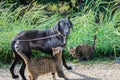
[53,18,73,36]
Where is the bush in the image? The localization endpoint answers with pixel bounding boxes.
[0,1,120,63]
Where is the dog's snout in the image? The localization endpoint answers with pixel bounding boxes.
[66,30,70,34]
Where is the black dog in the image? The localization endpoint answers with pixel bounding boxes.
[10,18,73,80]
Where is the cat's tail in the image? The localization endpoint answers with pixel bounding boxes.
[93,34,97,50]
[14,41,30,65]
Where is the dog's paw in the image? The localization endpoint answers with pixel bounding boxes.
[66,66,72,70]
[12,75,19,78]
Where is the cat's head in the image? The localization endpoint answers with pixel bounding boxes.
[68,47,77,58]
[52,47,63,59]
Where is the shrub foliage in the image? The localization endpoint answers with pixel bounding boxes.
[0,1,120,63]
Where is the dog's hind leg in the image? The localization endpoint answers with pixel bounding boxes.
[9,53,19,78]
[19,61,26,80]
[19,50,32,80]
[10,41,20,78]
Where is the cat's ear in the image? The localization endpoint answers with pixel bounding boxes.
[73,47,76,49]
[57,47,63,52]
[52,47,63,53]
[52,48,56,52]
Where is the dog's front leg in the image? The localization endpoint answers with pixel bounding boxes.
[62,52,72,70]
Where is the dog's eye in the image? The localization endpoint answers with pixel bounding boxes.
[60,22,65,26]
[67,23,70,26]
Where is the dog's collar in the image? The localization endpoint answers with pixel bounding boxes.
[52,28,63,36]
[52,28,67,45]
[52,29,66,45]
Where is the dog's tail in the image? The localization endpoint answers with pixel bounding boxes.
[14,41,30,65]
[92,34,97,50]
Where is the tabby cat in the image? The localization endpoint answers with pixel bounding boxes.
[69,34,97,60]
[15,41,68,80]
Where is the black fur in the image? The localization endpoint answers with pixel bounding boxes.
[9,18,73,80]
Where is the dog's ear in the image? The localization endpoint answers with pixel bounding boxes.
[53,19,63,31]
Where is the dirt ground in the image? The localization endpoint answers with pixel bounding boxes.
[0,62,120,80]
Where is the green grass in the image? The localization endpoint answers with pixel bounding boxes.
[0,1,120,64]
[0,62,10,68]
[71,57,115,65]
